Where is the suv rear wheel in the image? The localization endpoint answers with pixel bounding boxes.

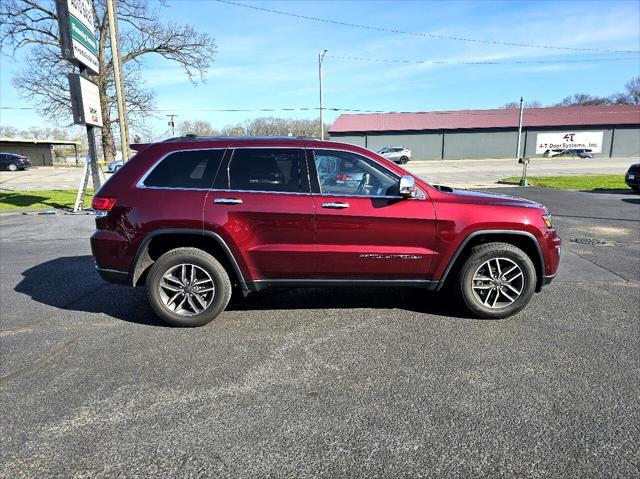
[146,247,231,327]
[457,242,536,319]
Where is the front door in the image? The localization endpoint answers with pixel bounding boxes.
[204,148,316,280]
[309,148,437,279]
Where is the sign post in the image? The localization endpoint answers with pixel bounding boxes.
[56,0,102,211]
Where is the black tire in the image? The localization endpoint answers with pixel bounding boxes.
[146,247,231,327]
[7,163,18,171]
[114,165,121,172]
[399,156,409,164]
[457,242,536,319]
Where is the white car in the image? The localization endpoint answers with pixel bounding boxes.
[107,159,124,172]
[377,146,412,164]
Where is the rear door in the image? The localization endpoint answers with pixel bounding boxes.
[309,148,437,279]
[204,148,316,280]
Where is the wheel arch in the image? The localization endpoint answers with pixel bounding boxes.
[437,230,545,292]
[130,228,248,293]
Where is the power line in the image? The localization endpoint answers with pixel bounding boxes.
[0,106,387,113]
[328,55,640,65]
[213,0,640,54]
[2,106,637,116]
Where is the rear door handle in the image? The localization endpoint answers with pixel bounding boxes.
[322,202,350,209]
[214,198,243,205]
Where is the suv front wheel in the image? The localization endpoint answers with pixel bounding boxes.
[146,247,231,327]
[457,242,536,319]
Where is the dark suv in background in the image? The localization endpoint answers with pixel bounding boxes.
[91,137,560,326]
[625,163,640,191]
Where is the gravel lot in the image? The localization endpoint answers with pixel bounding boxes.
[1,188,638,477]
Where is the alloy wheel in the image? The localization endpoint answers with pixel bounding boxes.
[471,257,524,309]
[158,263,215,316]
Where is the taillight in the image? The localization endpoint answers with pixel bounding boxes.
[92,196,117,218]
[334,173,353,182]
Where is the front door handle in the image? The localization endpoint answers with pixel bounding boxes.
[214,198,243,205]
[322,202,350,209]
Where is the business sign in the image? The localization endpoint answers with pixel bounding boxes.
[69,74,103,127]
[56,0,99,74]
[535,131,604,154]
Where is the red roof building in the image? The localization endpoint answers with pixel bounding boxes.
[328,105,640,159]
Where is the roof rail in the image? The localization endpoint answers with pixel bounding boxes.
[162,135,322,143]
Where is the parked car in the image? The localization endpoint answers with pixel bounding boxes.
[543,148,594,158]
[377,146,412,164]
[107,159,124,172]
[0,152,32,171]
[625,163,640,191]
[91,136,561,326]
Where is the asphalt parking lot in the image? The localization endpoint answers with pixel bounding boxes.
[1,188,638,477]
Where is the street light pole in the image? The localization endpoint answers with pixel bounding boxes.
[318,49,328,140]
[105,0,129,162]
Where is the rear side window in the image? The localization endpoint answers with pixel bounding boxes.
[227,148,303,193]
[143,149,225,189]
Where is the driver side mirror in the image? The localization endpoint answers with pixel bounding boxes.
[399,175,416,198]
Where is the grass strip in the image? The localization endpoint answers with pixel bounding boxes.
[0,189,94,211]
[500,175,627,190]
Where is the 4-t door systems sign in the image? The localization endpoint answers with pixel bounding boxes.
[69,74,103,127]
[56,0,99,74]
[536,131,604,154]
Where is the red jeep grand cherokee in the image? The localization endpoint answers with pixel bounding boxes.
[91,137,560,326]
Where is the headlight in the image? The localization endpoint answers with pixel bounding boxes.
[542,214,553,229]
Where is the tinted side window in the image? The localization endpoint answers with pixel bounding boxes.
[228,148,302,193]
[313,150,399,196]
[143,149,224,188]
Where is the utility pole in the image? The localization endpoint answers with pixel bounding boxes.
[516,97,528,186]
[318,49,328,140]
[167,114,178,137]
[105,0,129,162]
[516,96,524,158]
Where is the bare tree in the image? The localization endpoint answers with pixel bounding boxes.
[219,117,329,138]
[501,100,542,109]
[555,93,612,106]
[0,125,19,137]
[625,76,640,104]
[0,0,217,162]
[610,76,640,105]
[178,120,217,136]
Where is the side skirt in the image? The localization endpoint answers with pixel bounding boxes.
[246,279,439,292]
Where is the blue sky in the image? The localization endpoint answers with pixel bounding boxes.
[1,0,639,137]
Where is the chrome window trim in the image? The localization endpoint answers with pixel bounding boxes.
[210,188,311,196]
[136,147,227,190]
[135,145,425,200]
